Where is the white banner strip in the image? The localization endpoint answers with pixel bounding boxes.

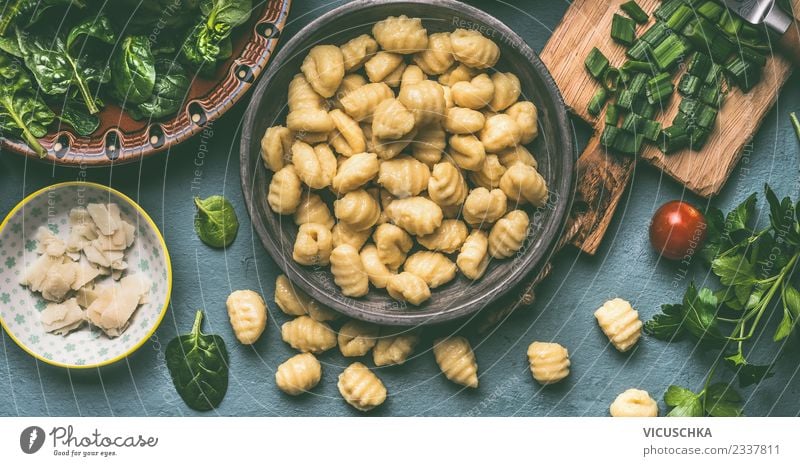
[1,417,798,465]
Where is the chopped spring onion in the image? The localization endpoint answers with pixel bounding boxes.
[585,47,609,79]
[651,34,690,70]
[678,98,701,117]
[678,74,701,97]
[627,73,648,96]
[697,1,724,22]
[641,119,662,142]
[739,46,768,67]
[725,56,760,92]
[696,104,718,129]
[621,112,644,132]
[659,125,689,153]
[681,17,716,51]
[710,35,735,63]
[605,105,619,126]
[632,98,656,119]
[654,0,682,22]
[718,8,743,37]
[601,126,619,147]
[626,40,651,61]
[640,22,670,46]
[617,89,636,110]
[611,14,637,46]
[689,126,711,149]
[621,60,655,74]
[666,4,693,31]
[704,63,723,85]
[791,113,800,143]
[588,87,608,117]
[686,52,712,78]
[646,72,674,105]
[621,1,649,24]
[603,67,624,92]
[613,130,645,155]
[698,82,722,108]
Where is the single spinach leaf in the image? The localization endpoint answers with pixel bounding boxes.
[66,14,115,51]
[183,0,252,69]
[55,99,99,136]
[0,54,54,157]
[194,195,239,248]
[131,59,190,119]
[165,310,229,411]
[0,0,80,36]
[111,35,156,106]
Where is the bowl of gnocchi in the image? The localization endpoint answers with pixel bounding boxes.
[240,0,575,325]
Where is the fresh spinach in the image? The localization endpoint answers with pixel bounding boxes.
[111,35,156,105]
[182,0,252,69]
[0,53,55,157]
[0,0,81,37]
[131,59,190,119]
[194,195,239,248]
[165,310,229,411]
[55,99,99,136]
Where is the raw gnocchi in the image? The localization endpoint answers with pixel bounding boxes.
[609,389,658,417]
[274,274,339,322]
[225,290,267,345]
[338,362,387,411]
[338,320,380,357]
[594,298,642,352]
[433,336,478,388]
[281,315,337,354]
[373,331,419,366]
[275,353,322,396]
[258,16,549,305]
[527,341,570,385]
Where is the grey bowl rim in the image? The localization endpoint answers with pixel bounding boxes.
[240,0,576,326]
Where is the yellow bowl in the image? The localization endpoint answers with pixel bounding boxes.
[0,182,172,369]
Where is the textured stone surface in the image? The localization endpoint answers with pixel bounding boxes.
[1,0,799,416]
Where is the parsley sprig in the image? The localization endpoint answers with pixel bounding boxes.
[646,185,800,415]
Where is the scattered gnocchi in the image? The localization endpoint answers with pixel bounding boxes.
[609,389,659,417]
[260,15,550,306]
[594,298,642,352]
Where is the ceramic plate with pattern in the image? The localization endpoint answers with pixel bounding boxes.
[0,182,172,368]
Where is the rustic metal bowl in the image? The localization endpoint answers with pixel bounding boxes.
[241,0,575,326]
[0,0,291,166]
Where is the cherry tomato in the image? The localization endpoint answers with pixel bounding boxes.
[649,200,707,260]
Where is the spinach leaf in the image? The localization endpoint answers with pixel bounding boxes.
[111,35,156,105]
[165,310,229,411]
[66,14,115,51]
[55,99,99,136]
[0,53,55,157]
[16,32,110,114]
[131,59,190,119]
[194,195,239,248]
[0,0,81,36]
[182,0,252,69]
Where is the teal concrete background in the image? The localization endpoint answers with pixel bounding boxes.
[1,0,799,416]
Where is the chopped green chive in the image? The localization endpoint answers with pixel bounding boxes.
[605,104,619,126]
[621,1,649,24]
[616,89,636,110]
[659,125,689,153]
[632,97,656,119]
[689,126,711,149]
[603,67,624,92]
[640,22,670,46]
[627,73,648,95]
[621,60,655,74]
[698,82,722,108]
[654,0,682,22]
[678,74,701,97]
[665,4,693,31]
[588,87,608,117]
[613,130,645,155]
[686,52,712,78]
[585,47,610,79]
[611,14,637,46]
[725,56,760,92]
[641,119,662,142]
[601,126,620,148]
[697,1,723,21]
[646,72,674,105]
[681,17,716,51]
[621,112,645,132]
[651,34,690,70]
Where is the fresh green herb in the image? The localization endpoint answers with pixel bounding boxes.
[166,310,229,411]
[697,1,724,21]
[687,52,712,78]
[678,74,701,97]
[654,0,682,22]
[658,125,688,153]
[627,73,648,96]
[632,97,656,119]
[651,34,690,71]
[621,60,654,74]
[585,47,609,79]
[725,56,760,92]
[616,89,636,111]
[588,87,607,117]
[626,39,651,61]
[698,82,723,108]
[611,13,636,46]
[641,118,662,142]
[55,99,100,136]
[648,186,800,393]
[182,0,253,70]
[194,195,239,248]
[665,377,743,417]
[791,112,800,143]
[0,0,81,37]
[621,1,649,24]
[665,4,693,31]
[640,22,670,46]
[612,130,644,155]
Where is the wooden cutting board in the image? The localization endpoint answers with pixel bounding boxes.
[540,0,797,254]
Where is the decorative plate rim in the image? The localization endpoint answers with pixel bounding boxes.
[0,181,173,369]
